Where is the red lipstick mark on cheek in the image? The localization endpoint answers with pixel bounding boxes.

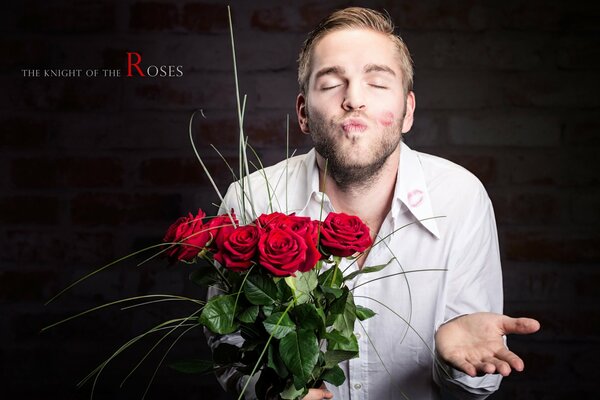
[379,111,394,127]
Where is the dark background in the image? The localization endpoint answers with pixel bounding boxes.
[2,1,599,399]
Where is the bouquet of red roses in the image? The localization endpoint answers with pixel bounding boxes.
[163,208,377,399]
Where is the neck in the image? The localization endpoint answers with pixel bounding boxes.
[317,146,400,239]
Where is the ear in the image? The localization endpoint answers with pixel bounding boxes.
[296,93,310,134]
[401,91,416,134]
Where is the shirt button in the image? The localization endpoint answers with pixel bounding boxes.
[355,332,361,339]
[354,383,362,390]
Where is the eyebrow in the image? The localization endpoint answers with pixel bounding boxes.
[364,64,396,76]
[314,64,396,80]
[314,66,346,80]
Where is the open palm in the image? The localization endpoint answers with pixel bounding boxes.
[435,312,540,377]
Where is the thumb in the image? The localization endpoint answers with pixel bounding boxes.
[502,316,541,335]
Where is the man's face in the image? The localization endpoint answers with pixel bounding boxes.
[296,28,415,188]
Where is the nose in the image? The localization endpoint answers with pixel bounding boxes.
[342,82,366,111]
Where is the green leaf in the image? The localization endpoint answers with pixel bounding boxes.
[189,269,220,287]
[262,303,274,317]
[324,330,358,352]
[327,331,358,352]
[279,329,319,384]
[280,382,306,400]
[321,364,346,386]
[342,259,394,282]
[318,264,343,288]
[276,278,294,301]
[355,305,376,321]
[263,312,296,339]
[169,359,213,374]
[238,305,259,323]
[285,270,318,304]
[244,273,279,305]
[332,292,356,336]
[292,303,324,331]
[199,295,238,334]
[323,349,359,368]
[328,287,349,314]
[321,286,344,300]
[268,343,289,378]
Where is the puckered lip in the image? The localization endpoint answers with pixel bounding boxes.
[341,117,368,133]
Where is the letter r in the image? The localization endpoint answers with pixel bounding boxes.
[127,52,144,77]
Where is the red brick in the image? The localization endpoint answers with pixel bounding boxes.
[20,0,115,33]
[70,193,181,226]
[125,76,237,110]
[253,71,299,110]
[130,1,179,31]
[0,270,57,302]
[139,157,235,186]
[415,70,505,110]
[491,192,561,225]
[182,3,228,32]
[11,158,124,188]
[565,149,600,186]
[504,229,600,263]
[503,72,599,108]
[565,114,600,146]
[0,196,60,225]
[0,117,54,149]
[20,79,120,112]
[571,193,600,225]
[298,2,344,30]
[251,7,289,32]
[506,151,562,186]
[441,153,498,185]
[190,113,312,151]
[389,1,490,31]
[557,34,600,70]
[0,37,51,71]
[407,31,546,71]
[503,262,599,302]
[448,113,560,147]
[1,230,114,266]
[497,0,562,31]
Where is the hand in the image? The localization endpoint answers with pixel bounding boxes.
[435,312,540,377]
[302,385,333,400]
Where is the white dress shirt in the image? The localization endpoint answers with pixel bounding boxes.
[217,142,504,400]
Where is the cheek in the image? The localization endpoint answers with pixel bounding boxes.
[378,111,395,127]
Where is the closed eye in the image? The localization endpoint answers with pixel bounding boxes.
[321,84,341,91]
[369,84,388,89]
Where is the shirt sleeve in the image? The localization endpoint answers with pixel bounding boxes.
[434,183,504,398]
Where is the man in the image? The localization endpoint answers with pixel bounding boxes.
[216,7,540,399]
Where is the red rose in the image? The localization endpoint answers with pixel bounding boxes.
[206,210,238,252]
[319,212,373,257]
[256,212,290,231]
[258,227,320,277]
[163,209,211,262]
[214,224,260,272]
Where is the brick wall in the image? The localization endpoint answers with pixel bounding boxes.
[2,1,598,399]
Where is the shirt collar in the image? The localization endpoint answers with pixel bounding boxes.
[297,144,441,239]
[394,142,441,239]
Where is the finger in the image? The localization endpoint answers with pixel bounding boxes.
[483,356,512,376]
[472,360,496,375]
[502,316,541,335]
[496,347,525,372]
[452,359,478,377]
[303,388,333,400]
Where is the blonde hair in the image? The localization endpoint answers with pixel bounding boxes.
[297,7,414,94]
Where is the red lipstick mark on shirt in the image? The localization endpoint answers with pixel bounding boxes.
[407,189,424,207]
[379,111,394,127]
